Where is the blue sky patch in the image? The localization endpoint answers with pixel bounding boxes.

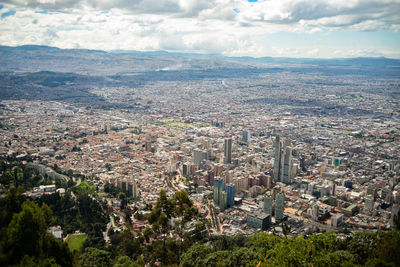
[35,10,48,14]
[233,8,240,14]
[248,0,258,2]
[0,4,4,10]
[1,10,16,18]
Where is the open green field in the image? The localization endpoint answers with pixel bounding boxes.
[66,234,87,252]
[75,180,96,195]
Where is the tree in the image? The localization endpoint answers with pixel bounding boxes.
[78,247,111,267]
[180,243,213,267]
[1,186,26,226]
[3,200,72,266]
[5,201,48,261]
[111,230,142,260]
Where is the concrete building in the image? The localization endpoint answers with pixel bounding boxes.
[331,213,344,227]
[312,203,319,221]
[364,195,374,213]
[213,177,222,204]
[224,138,232,164]
[242,130,250,144]
[280,146,293,184]
[226,183,235,208]
[193,149,207,166]
[390,204,400,228]
[273,136,282,182]
[247,211,271,230]
[263,195,273,215]
[275,193,285,221]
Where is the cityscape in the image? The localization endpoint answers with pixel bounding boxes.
[1,0,400,266]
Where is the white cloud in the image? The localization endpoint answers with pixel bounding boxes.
[0,1,399,58]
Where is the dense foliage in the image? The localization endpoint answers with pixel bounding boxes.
[1,158,399,266]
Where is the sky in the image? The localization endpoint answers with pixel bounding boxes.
[0,0,399,58]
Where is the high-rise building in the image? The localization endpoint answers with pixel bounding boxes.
[220,191,228,211]
[213,177,223,206]
[214,163,223,177]
[331,213,344,227]
[364,195,374,213]
[213,178,219,204]
[263,195,273,215]
[280,146,293,184]
[182,162,190,176]
[312,203,319,221]
[224,138,232,164]
[128,183,133,197]
[247,212,270,230]
[218,178,223,206]
[273,136,282,182]
[226,183,235,208]
[242,130,250,143]
[193,149,207,166]
[121,180,127,192]
[390,205,400,228]
[275,193,285,221]
[133,180,138,199]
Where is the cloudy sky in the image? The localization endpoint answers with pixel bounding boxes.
[1,0,399,58]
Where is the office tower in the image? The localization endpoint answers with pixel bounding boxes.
[182,163,189,176]
[247,212,270,230]
[226,183,235,208]
[193,149,207,166]
[242,130,250,143]
[128,183,133,197]
[224,138,232,164]
[214,177,223,206]
[218,178,223,206]
[121,180,127,192]
[273,136,282,182]
[331,213,344,227]
[213,178,219,204]
[365,195,374,212]
[214,164,223,177]
[312,203,319,221]
[133,180,138,199]
[220,191,228,211]
[280,146,293,184]
[275,193,285,221]
[300,156,306,172]
[263,195,273,215]
[390,205,400,228]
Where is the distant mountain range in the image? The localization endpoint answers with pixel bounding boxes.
[1,45,399,75]
[1,45,399,109]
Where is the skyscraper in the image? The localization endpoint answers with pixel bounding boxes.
[226,183,235,208]
[263,195,273,215]
[242,130,250,144]
[218,178,223,206]
[214,177,223,206]
[220,191,228,211]
[193,149,207,166]
[224,138,232,164]
[273,136,282,182]
[364,195,374,213]
[275,193,285,221]
[312,203,319,221]
[214,178,219,204]
[281,146,293,184]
